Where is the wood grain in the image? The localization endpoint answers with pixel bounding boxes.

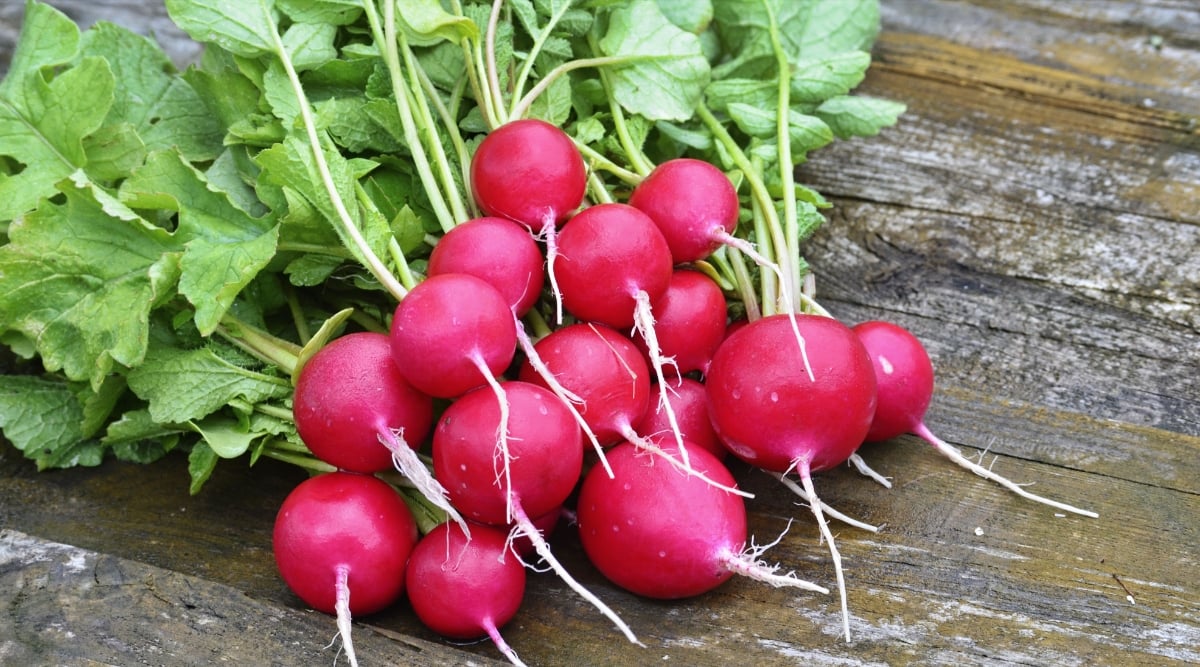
[2,1,1198,665]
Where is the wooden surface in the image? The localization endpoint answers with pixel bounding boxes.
[3,1,1198,665]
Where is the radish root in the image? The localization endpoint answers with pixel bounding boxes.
[915,423,1098,518]
[631,290,689,464]
[724,521,829,594]
[333,564,360,667]
[848,452,893,489]
[773,472,880,533]
[379,427,471,538]
[510,501,643,646]
[484,619,528,667]
[623,426,753,499]
[796,460,852,642]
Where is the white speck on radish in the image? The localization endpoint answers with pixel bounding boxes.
[879,355,894,375]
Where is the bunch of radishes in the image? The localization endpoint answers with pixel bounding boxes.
[270,119,1096,666]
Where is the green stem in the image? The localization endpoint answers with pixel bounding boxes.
[283,284,312,345]
[574,141,644,186]
[509,54,668,122]
[589,34,655,177]
[696,102,789,311]
[254,403,296,423]
[265,3,406,302]
[215,314,301,376]
[763,0,802,312]
[508,0,573,119]
[399,34,470,224]
[275,242,355,258]
[484,0,509,124]
[361,0,457,234]
[260,448,336,473]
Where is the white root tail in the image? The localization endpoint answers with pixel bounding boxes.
[379,428,471,538]
[510,501,643,646]
[795,461,852,642]
[623,426,753,499]
[333,565,360,667]
[724,521,829,594]
[484,619,528,667]
[472,358,514,524]
[915,423,1099,519]
[773,472,880,533]
[848,452,893,489]
[716,232,814,381]
[631,290,689,466]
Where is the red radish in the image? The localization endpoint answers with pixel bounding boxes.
[434,381,582,526]
[634,377,725,460]
[554,203,671,330]
[518,322,649,447]
[706,313,878,641]
[632,268,728,377]
[470,118,586,323]
[406,521,527,665]
[852,320,1097,518]
[628,158,740,264]
[292,332,466,532]
[389,273,516,399]
[577,441,826,599]
[518,323,744,496]
[432,379,640,644]
[427,216,545,318]
[273,471,418,667]
[390,273,517,495]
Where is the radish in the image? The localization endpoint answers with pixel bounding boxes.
[577,441,826,600]
[432,379,640,644]
[634,377,725,460]
[852,320,1097,518]
[389,273,516,399]
[554,203,693,466]
[406,521,528,666]
[470,118,586,323]
[273,471,418,667]
[292,332,467,533]
[517,323,745,496]
[627,158,740,264]
[427,216,545,318]
[631,268,728,377]
[706,313,878,641]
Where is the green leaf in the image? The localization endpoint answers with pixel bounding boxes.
[598,0,710,121]
[277,0,363,25]
[120,150,280,334]
[813,94,906,138]
[105,409,181,463]
[791,51,872,104]
[280,21,338,72]
[713,0,880,78]
[165,0,278,59]
[188,416,256,458]
[125,343,292,424]
[79,21,224,162]
[398,0,480,45]
[188,442,219,494]
[0,53,114,219]
[0,374,103,470]
[0,176,181,389]
[656,0,713,33]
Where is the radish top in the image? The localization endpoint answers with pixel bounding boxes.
[706,314,877,474]
[628,158,740,264]
[470,118,586,231]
